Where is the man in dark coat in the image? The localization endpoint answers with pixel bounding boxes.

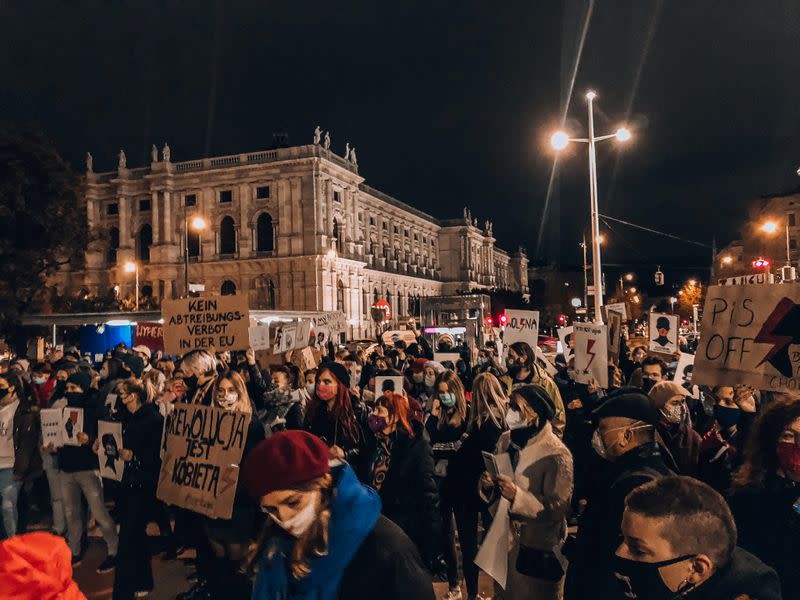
[565,387,673,599]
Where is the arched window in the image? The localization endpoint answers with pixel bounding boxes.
[221,280,237,295]
[220,216,236,256]
[137,224,152,262]
[337,280,345,312]
[107,227,119,264]
[256,213,274,253]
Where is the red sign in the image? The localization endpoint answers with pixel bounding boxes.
[752,258,771,269]
[134,322,164,352]
[371,300,392,322]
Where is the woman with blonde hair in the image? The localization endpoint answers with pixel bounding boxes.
[212,369,253,414]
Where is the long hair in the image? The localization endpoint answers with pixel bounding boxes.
[509,341,535,370]
[732,396,800,490]
[142,368,166,403]
[212,370,253,414]
[470,372,508,430]
[375,390,414,437]
[304,369,361,445]
[0,371,34,406]
[243,473,334,579]
[436,370,467,428]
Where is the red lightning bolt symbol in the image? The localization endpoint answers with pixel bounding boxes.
[585,339,597,368]
[754,297,796,370]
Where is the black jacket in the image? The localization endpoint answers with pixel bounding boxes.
[450,418,505,507]
[339,515,435,600]
[304,401,365,468]
[57,390,102,473]
[729,476,799,600]
[120,402,163,489]
[425,414,468,497]
[566,442,673,599]
[681,547,782,600]
[363,421,441,568]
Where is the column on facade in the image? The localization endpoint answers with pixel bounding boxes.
[315,175,326,235]
[119,196,131,248]
[151,191,160,245]
[325,179,334,244]
[239,184,250,258]
[163,191,172,244]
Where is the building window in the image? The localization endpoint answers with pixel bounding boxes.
[382,222,387,231]
[373,288,379,303]
[187,228,200,258]
[337,281,345,312]
[256,186,270,200]
[332,218,341,251]
[137,224,152,262]
[358,212,363,222]
[404,229,409,237]
[256,212,274,252]
[221,280,237,295]
[790,213,797,227]
[414,233,418,241]
[791,238,798,250]
[333,190,342,203]
[219,190,233,204]
[185,194,197,207]
[107,227,119,264]
[220,216,236,255]
[139,198,151,212]
[107,203,119,216]
[370,216,376,226]
[394,226,399,234]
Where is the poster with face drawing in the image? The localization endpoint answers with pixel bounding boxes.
[649,312,678,355]
[375,376,404,399]
[97,420,124,481]
[60,407,84,446]
[557,326,574,363]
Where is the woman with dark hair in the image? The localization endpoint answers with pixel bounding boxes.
[500,342,565,437]
[303,362,365,466]
[425,370,470,599]
[258,365,305,435]
[729,397,800,599]
[362,385,440,569]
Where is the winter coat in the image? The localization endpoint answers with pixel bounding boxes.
[451,418,506,507]
[729,476,800,599]
[339,515,435,600]
[681,546,782,600]
[363,421,440,568]
[119,403,163,489]
[566,442,673,599]
[304,400,366,468]
[425,413,468,496]
[12,400,43,482]
[500,364,566,438]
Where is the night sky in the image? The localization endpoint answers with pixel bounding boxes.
[3,1,800,289]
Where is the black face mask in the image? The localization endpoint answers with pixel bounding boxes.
[65,391,84,405]
[0,388,9,400]
[613,553,696,600]
[183,375,199,390]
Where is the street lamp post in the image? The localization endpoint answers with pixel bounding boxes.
[760,219,795,281]
[124,261,139,310]
[552,91,631,324]
[184,215,207,297]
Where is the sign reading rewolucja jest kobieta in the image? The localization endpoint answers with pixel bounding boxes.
[694,284,800,392]
[162,294,250,355]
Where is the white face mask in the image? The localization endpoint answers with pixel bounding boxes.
[306,383,316,396]
[592,422,653,460]
[424,374,436,388]
[660,404,684,425]
[269,491,319,537]
[218,391,239,410]
[505,407,526,430]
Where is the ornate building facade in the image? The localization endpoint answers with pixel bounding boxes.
[73,135,528,337]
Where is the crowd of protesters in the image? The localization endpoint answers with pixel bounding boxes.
[0,322,798,600]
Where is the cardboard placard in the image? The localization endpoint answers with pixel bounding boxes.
[248,324,271,352]
[375,376,404,396]
[134,322,164,353]
[157,403,251,519]
[557,326,574,363]
[573,322,609,388]
[607,310,623,360]
[605,302,628,320]
[162,295,250,355]
[97,421,124,481]
[503,309,540,348]
[693,284,800,392]
[381,330,417,346]
[649,312,679,355]
[274,321,312,353]
[434,352,461,366]
[313,312,347,346]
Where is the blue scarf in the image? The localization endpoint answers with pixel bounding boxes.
[252,463,381,600]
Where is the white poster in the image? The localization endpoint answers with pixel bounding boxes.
[607,310,623,360]
[534,345,558,377]
[606,302,628,320]
[97,421,124,482]
[273,321,311,353]
[673,352,695,385]
[60,407,84,447]
[434,352,461,366]
[40,408,63,448]
[374,376,404,397]
[557,326,574,363]
[313,312,347,346]
[503,309,540,348]
[249,324,271,352]
[649,312,678,355]
[573,322,609,389]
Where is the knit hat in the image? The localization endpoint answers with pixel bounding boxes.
[319,361,350,389]
[511,384,556,422]
[592,386,660,425]
[649,381,689,410]
[242,431,331,499]
[424,361,447,374]
[133,345,152,360]
[0,532,86,600]
[411,358,427,374]
[120,353,145,378]
[66,371,92,392]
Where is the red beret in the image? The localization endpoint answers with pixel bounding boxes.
[411,358,427,374]
[242,430,330,499]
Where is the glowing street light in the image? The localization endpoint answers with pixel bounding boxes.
[760,218,792,269]
[597,234,605,244]
[760,220,778,234]
[624,273,634,281]
[570,297,582,308]
[550,90,633,323]
[721,255,733,265]
[184,215,208,296]
[123,261,139,310]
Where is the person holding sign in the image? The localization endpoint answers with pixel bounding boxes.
[105,380,164,599]
[0,372,42,539]
[52,372,118,568]
[478,384,573,600]
[241,430,435,600]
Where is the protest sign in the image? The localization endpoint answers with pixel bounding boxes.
[605,302,628,320]
[40,408,63,448]
[573,322,609,388]
[556,327,574,364]
[434,352,461,366]
[313,312,347,346]
[649,312,678,355]
[60,407,84,447]
[162,295,249,355]
[381,330,417,346]
[157,403,251,519]
[248,324,271,351]
[273,321,312,353]
[104,393,118,417]
[503,309,540,348]
[375,376,404,396]
[607,310,623,360]
[534,345,558,376]
[673,352,695,385]
[134,322,164,352]
[694,284,800,392]
[97,421,124,482]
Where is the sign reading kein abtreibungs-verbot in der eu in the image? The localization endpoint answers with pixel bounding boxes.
[161,295,250,355]
[694,284,800,392]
